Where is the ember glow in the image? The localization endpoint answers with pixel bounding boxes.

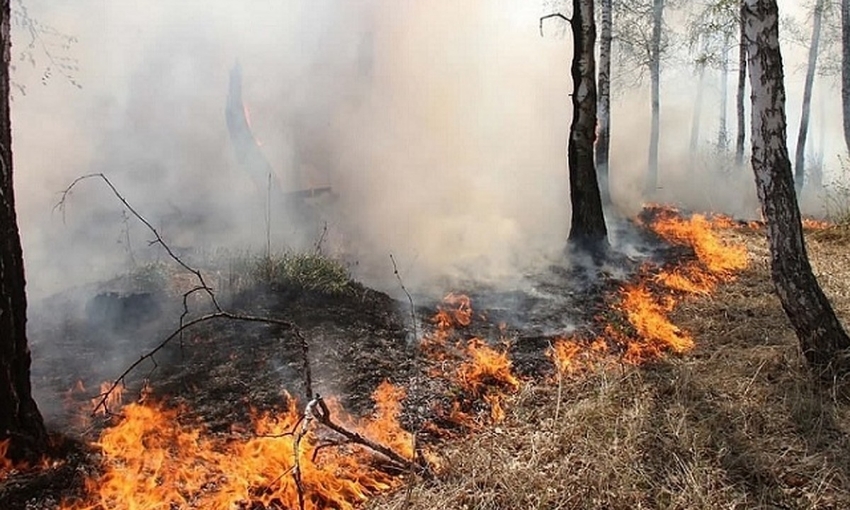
[59,382,413,510]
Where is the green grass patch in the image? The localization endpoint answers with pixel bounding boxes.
[251,252,352,295]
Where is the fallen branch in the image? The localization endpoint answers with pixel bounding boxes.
[312,396,432,478]
[292,398,318,510]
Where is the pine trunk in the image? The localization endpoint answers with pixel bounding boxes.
[736,1,748,167]
[568,0,608,251]
[744,0,850,379]
[794,0,824,193]
[0,0,47,458]
[645,0,664,197]
[596,0,613,205]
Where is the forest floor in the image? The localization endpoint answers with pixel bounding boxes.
[2,211,850,509]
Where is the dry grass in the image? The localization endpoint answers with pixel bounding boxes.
[368,227,850,510]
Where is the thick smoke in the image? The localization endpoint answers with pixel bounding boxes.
[11,0,845,303]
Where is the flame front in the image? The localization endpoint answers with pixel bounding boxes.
[60,382,411,510]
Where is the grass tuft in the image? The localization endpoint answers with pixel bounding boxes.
[251,252,352,295]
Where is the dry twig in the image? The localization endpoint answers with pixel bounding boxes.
[311,396,432,478]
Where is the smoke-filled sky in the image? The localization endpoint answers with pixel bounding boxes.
[10,0,844,300]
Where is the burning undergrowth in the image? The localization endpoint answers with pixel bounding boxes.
[1,204,752,509]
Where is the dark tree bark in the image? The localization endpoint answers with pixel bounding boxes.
[841,0,850,152]
[0,0,47,458]
[568,0,608,251]
[596,0,613,205]
[735,1,747,167]
[794,0,825,193]
[744,0,850,379]
[644,0,664,197]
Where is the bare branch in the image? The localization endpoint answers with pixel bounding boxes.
[56,172,314,410]
[540,13,570,37]
[390,254,418,344]
[91,311,307,414]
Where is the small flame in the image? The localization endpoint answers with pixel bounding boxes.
[802,218,830,230]
[620,283,694,363]
[421,294,521,426]
[0,439,12,478]
[457,338,520,396]
[547,339,583,376]
[92,381,125,415]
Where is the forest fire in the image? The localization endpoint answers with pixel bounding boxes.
[0,206,752,508]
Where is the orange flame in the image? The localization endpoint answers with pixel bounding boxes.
[0,439,12,479]
[546,206,750,371]
[802,218,830,230]
[649,212,748,276]
[547,339,584,376]
[60,382,413,510]
[456,338,520,396]
[92,381,125,415]
[421,294,521,425]
[619,283,694,363]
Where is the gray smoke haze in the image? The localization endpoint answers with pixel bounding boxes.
[10,0,846,303]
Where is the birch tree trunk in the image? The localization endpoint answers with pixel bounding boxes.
[793,0,824,193]
[568,0,608,251]
[596,0,613,205]
[0,0,47,459]
[689,36,708,169]
[735,1,748,167]
[744,0,850,379]
[718,33,731,151]
[645,0,664,197]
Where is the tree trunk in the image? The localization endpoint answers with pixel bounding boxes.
[718,33,731,151]
[596,0,613,205]
[568,0,608,251]
[735,1,748,167]
[0,0,47,459]
[794,0,824,193]
[744,0,850,379]
[645,0,664,197]
[841,0,850,152]
[689,37,708,169]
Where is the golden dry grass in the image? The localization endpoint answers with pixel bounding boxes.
[368,227,850,510]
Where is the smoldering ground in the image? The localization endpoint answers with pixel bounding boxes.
[9,1,846,421]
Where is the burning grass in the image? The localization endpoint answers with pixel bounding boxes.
[4,205,809,509]
[57,382,415,510]
[369,225,850,510]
